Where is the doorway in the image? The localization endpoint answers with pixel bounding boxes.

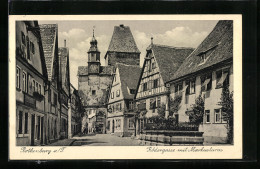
[31,114,35,146]
[112,120,115,133]
[40,117,43,144]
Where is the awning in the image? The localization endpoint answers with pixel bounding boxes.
[216,73,228,88]
[201,78,211,91]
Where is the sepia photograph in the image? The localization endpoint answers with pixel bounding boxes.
[9,15,242,159]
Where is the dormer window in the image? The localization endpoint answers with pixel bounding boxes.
[198,45,217,65]
[130,89,136,94]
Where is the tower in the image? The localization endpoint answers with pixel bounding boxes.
[104,24,141,67]
[88,28,101,74]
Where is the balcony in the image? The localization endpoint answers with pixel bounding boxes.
[24,93,36,109]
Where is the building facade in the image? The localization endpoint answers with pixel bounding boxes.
[16,21,48,146]
[39,24,61,143]
[165,20,233,143]
[106,63,141,137]
[135,42,194,135]
[70,84,84,136]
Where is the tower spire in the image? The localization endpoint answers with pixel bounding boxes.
[93,26,95,37]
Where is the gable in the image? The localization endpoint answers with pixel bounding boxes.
[39,24,58,81]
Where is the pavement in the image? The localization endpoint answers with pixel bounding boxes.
[71,134,140,146]
[47,138,76,146]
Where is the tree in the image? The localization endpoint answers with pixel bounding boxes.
[169,95,182,117]
[218,86,233,144]
[187,95,204,124]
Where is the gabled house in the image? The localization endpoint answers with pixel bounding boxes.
[58,41,71,139]
[107,63,141,137]
[104,24,141,67]
[134,41,194,134]
[165,20,233,143]
[16,21,48,146]
[39,24,60,143]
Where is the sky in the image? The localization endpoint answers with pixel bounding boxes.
[39,20,218,89]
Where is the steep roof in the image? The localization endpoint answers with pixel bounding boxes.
[117,63,142,99]
[77,66,113,76]
[149,44,194,83]
[107,25,140,53]
[170,20,233,81]
[59,47,70,95]
[39,24,58,81]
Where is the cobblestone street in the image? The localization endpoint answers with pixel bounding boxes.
[71,134,140,146]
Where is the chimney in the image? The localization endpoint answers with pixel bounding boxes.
[120,24,124,27]
[64,39,66,47]
[151,37,153,45]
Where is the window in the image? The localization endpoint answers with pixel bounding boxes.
[107,120,110,130]
[54,93,57,106]
[205,110,210,123]
[111,92,114,99]
[112,105,114,112]
[119,103,122,111]
[216,69,229,88]
[35,82,38,93]
[129,118,135,129]
[117,119,121,129]
[16,67,20,89]
[24,113,28,134]
[116,103,119,111]
[215,109,221,123]
[157,97,161,108]
[92,90,96,95]
[116,90,120,97]
[152,62,156,69]
[129,101,134,110]
[143,83,147,91]
[21,31,25,45]
[154,79,159,88]
[150,98,156,110]
[22,72,27,92]
[185,81,190,95]
[38,84,41,94]
[130,89,136,94]
[190,80,195,94]
[32,80,35,92]
[18,111,23,134]
[175,84,183,95]
[201,74,212,91]
[30,41,35,54]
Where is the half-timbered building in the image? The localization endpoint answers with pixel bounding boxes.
[135,40,194,135]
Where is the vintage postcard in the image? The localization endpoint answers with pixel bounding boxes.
[9,15,242,160]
